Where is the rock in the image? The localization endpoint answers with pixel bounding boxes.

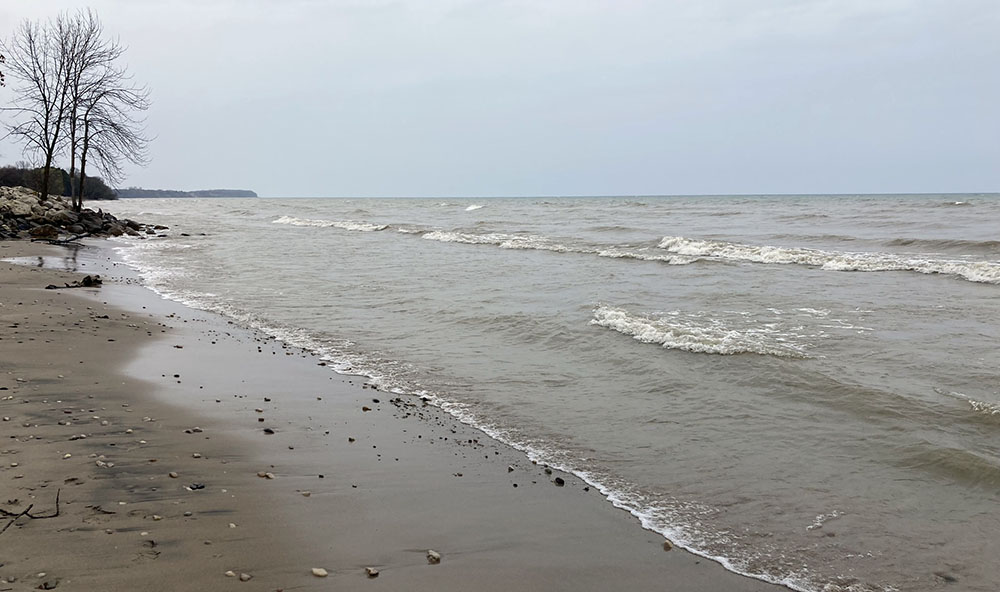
[662,540,673,551]
[507,465,515,472]
[365,567,379,578]
[553,477,565,486]
[239,573,252,582]
[168,471,179,478]
[427,549,441,564]
[224,571,236,578]
[29,224,60,239]
[311,568,328,577]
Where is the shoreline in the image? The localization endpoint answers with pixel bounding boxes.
[1,239,783,591]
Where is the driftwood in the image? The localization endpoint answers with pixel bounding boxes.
[45,275,102,290]
[0,489,60,535]
[32,230,98,245]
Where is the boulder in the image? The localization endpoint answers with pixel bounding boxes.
[29,224,60,240]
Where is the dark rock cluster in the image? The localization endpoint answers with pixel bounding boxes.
[0,186,161,240]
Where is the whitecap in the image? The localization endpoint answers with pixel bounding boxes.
[657,236,1000,284]
[590,306,810,358]
[272,215,387,232]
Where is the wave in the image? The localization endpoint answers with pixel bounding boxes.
[422,231,694,264]
[272,215,388,232]
[657,236,1000,284]
[895,442,1000,489]
[882,237,1000,254]
[935,388,1000,423]
[590,306,810,358]
[422,230,573,252]
[465,204,484,211]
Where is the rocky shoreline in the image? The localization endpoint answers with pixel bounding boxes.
[0,186,162,240]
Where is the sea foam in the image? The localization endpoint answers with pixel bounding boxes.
[657,236,1000,284]
[272,215,388,232]
[590,306,810,358]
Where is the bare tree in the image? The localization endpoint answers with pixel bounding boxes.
[0,17,75,202]
[76,82,150,209]
[1,53,6,86]
[62,9,130,205]
[66,17,149,210]
[2,11,150,210]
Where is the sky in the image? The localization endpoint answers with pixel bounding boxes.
[0,0,997,197]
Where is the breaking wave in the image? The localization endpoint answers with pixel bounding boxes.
[272,215,388,232]
[590,306,810,358]
[657,236,1000,284]
[421,231,694,264]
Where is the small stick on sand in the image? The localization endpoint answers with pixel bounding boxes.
[0,504,34,535]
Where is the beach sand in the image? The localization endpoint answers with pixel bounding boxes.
[0,239,782,591]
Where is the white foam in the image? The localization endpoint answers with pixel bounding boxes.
[272,215,388,232]
[422,231,695,263]
[806,510,843,531]
[422,231,573,253]
[465,204,484,211]
[657,236,1000,284]
[590,306,810,358]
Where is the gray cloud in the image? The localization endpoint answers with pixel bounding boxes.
[1,0,997,196]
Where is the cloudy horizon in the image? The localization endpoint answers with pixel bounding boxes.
[1,0,997,197]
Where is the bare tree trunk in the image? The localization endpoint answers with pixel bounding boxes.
[76,118,89,212]
[40,152,54,202]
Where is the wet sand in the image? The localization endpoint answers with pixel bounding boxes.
[0,240,783,591]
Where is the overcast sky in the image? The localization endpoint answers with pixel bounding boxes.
[1,0,997,197]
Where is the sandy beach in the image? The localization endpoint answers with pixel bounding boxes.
[0,239,782,591]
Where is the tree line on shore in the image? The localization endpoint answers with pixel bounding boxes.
[0,162,116,200]
[0,9,149,210]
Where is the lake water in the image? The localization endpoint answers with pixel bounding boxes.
[101,194,1000,592]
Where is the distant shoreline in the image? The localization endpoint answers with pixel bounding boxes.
[115,188,258,198]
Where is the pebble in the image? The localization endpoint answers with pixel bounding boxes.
[184,511,193,516]
[365,567,379,578]
[224,571,236,578]
[553,477,565,486]
[125,429,133,434]
[62,453,72,459]
[239,573,252,582]
[301,491,311,497]
[427,549,441,564]
[662,540,673,551]
[152,514,163,521]
[192,453,202,458]
[311,567,328,577]
[169,471,179,478]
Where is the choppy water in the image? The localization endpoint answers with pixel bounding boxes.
[101,194,1000,592]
